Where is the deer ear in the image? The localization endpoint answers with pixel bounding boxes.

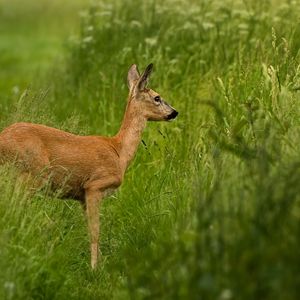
[137,63,153,91]
[127,64,140,90]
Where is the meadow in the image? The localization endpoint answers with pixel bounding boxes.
[0,0,300,299]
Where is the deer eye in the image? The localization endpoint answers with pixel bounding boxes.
[154,96,161,102]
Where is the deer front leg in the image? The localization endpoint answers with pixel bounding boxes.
[85,188,102,269]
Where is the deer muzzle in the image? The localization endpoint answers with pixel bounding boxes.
[166,110,178,120]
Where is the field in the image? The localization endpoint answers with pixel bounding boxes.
[0,0,300,299]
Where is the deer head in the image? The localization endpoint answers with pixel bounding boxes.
[127,63,178,121]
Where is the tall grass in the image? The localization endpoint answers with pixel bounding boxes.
[0,0,300,299]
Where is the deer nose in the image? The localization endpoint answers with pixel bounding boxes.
[167,110,178,120]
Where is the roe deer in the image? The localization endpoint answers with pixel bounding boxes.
[0,63,178,268]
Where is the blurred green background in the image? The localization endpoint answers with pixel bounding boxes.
[0,0,300,299]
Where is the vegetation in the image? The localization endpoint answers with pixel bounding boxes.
[0,0,300,299]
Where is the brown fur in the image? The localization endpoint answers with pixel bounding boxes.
[0,64,177,268]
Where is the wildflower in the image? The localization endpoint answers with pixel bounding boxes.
[82,36,93,43]
[145,37,158,47]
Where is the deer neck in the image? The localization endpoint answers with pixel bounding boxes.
[115,98,147,172]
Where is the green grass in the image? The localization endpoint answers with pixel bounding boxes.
[0,0,84,104]
[0,0,300,299]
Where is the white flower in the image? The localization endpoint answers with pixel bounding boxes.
[130,20,142,28]
[145,37,158,47]
[220,289,233,300]
[82,36,93,43]
[202,22,215,30]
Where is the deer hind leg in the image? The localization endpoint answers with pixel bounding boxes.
[85,188,102,269]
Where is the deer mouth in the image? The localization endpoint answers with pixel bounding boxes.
[166,110,178,120]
